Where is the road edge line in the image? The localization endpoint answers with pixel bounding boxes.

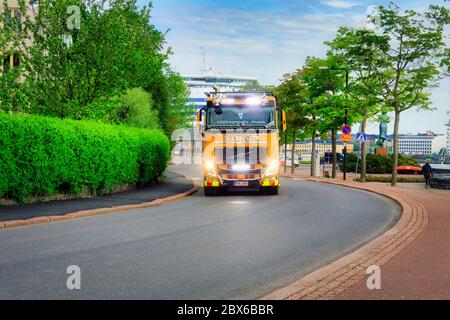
[261,177,429,300]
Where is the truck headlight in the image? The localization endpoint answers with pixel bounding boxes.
[204,161,217,177]
[265,160,279,176]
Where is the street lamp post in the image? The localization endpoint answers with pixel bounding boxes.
[343,69,349,181]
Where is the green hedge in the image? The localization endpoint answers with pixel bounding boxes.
[0,113,170,202]
[362,176,425,183]
[340,153,420,174]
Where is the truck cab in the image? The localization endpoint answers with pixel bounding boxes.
[196,92,286,196]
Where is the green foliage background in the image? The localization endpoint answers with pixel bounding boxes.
[0,0,191,136]
[0,113,170,203]
[340,153,420,174]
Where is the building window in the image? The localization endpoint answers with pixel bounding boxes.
[13,53,20,68]
[3,8,21,33]
[14,10,21,33]
[2,54,9,72]
[2,52,20,72]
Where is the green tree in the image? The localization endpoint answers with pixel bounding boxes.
[118,88,161,130]
[0,0,189,135]
[239,80,275,92]
[165,71,195,133]
[276,71,311,174]
[365,3,448,186]
[326,28,387,182]
[303,55,352,178]
[300,56,357,177]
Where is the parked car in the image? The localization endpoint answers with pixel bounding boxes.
[430,175,450,189]
[396,165,422,175]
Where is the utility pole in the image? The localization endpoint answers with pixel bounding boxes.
[283,97,288,173]
[343,69,349,181]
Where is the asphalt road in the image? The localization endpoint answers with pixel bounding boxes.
[0,165,400,300]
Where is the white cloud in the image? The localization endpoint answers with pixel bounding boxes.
[160,6,367,82]
[153,0,449,134]
[322,0,359,9]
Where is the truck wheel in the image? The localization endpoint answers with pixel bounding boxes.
[204,187,218,196]
[262,186,279,195]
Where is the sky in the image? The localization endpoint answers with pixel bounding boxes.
[139,0,449,135]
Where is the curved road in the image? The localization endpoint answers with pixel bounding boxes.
[0,165,400,299]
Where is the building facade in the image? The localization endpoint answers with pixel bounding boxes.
[283,140,354,160]
[183,74,258,111]
[1,0,35,72]
[447,118,450,151]
[398,132,446,155]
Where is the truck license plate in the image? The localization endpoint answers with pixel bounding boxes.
[234,181,249,187]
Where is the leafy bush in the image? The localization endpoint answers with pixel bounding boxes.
[62,88,162,131]
[398,154,420,167]
[361,176,425,183]
[0,113,169,202]
[118,88,161,130]
[340,153,420,174]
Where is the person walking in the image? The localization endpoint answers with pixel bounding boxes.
[422,160,433,189]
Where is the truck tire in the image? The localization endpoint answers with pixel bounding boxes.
[262,186,279,195]
[204,187,219,196]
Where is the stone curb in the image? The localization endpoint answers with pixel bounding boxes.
[261,176,429,300]
[0,184,199,231]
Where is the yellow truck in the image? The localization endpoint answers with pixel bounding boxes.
[196,92,286,196]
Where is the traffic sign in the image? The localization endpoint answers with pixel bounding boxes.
[356,132,367,143]
[341,134,351,142]
[342,125,352,135]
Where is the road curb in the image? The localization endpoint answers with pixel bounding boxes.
[0,184,199,231]
[262,176,429,300]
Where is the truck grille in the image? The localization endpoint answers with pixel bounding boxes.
[215,146,267,166]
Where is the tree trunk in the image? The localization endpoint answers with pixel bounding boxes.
[331,130,337,179]
[360,117,368,182]
[310,129,317,177]
[391,110,400,186]
[291,128,297,174]
[284,132,288,173]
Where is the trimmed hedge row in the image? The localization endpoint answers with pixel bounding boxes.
[340,153,420,174]
[0,113,170,203]
[362,176,425,183]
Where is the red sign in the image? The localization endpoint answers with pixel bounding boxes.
[342,125,352,135]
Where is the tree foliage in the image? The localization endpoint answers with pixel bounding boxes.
[327,3,449,184]
[239,80,275,93]
[0,0,191,135]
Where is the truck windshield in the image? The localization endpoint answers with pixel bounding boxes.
[207,106,275,129]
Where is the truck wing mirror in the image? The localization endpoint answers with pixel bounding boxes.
[215,105,223,115]
[282,109,287,132]
[196,110,202,123]
[207,99,222,115]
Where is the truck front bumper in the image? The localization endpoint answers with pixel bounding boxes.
[204,176,279,189]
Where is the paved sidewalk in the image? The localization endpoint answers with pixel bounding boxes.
[0,171,193,223]
[334,185,450,300]
[282,172,450,300]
